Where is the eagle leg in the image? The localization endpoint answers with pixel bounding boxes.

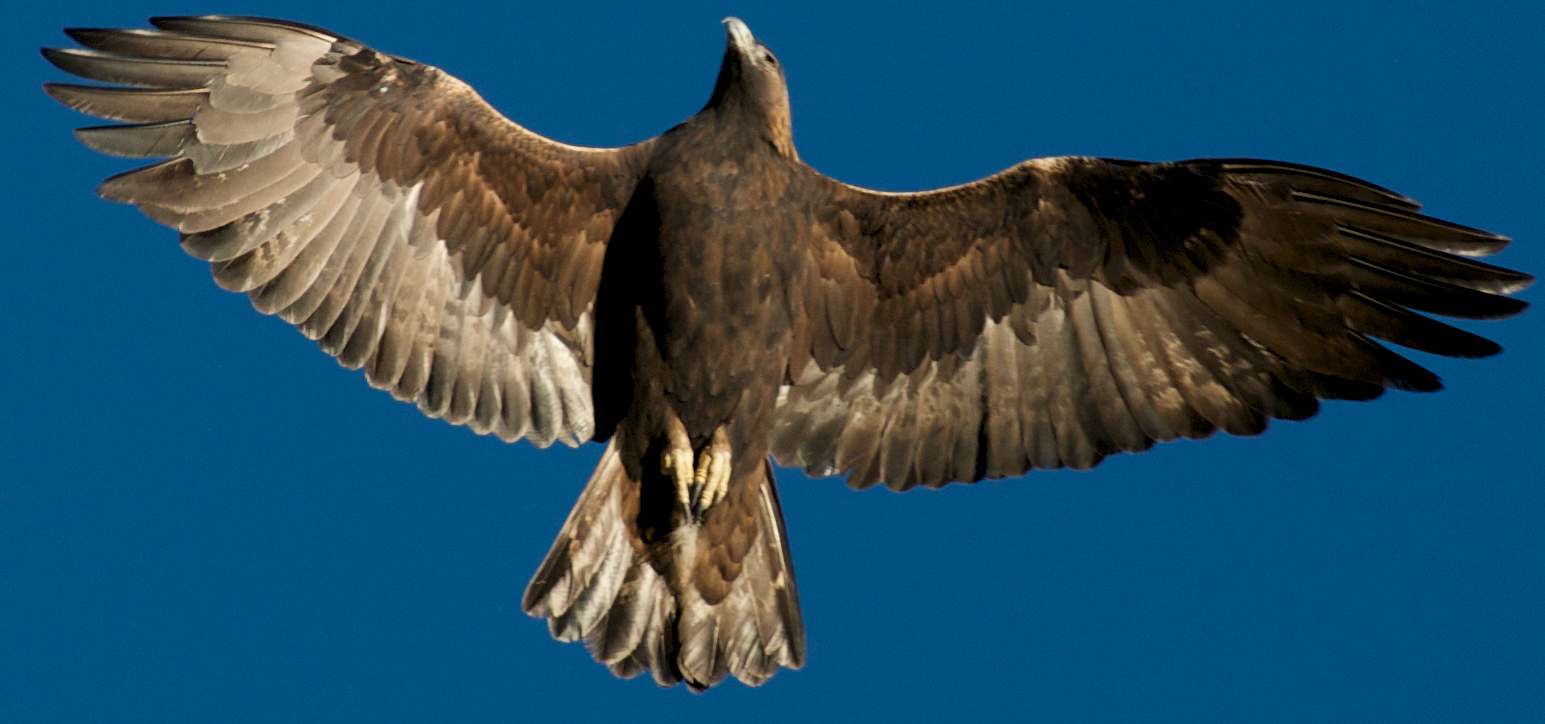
[691,426,733,517]
[660,413,695,514]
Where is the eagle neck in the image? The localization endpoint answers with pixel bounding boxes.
[697,103,797,161]
[702,51,797,160]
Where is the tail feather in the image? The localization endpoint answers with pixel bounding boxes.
[523,440,804,690]
[674,456,804,688]
[523,441,634,642]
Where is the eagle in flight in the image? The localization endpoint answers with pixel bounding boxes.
[45,16,1530,691]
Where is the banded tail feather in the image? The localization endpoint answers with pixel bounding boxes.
[523,438,805,690]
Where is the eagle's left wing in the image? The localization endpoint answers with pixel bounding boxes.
[45,16,655,447]
[774,157,1531,490]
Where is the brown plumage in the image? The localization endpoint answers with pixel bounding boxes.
[44,15,1530,690]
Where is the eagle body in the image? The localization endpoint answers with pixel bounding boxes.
[583,77,816,689]
[45,15,1530,692]
[602,116,806,477]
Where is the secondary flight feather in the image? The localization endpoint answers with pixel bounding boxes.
[44,15,1530,691]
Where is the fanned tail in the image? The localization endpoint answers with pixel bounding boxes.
[523,439,805,690]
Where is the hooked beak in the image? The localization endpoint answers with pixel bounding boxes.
[722,17,755,52]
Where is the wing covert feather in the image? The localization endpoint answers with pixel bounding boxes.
[775,157,1531,489]
[47,15,656,446]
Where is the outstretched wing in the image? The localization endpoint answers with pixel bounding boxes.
[45,16,654,447]
[774,157,1532,490]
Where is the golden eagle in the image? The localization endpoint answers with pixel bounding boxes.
[45,16,1530,691]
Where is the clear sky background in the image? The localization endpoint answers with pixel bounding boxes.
[5,1,1542,722]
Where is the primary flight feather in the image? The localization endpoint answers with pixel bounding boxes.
[44,15,1530,691]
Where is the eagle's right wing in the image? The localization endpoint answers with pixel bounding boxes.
[775,157,1531,490]
[45,15,654,446]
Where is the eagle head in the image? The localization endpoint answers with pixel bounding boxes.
[707,17,795,157]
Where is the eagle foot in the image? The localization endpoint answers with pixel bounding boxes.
[661,446,695,511]
[661,414,696,513]
[690,427,732,517]
[659,419,732,522]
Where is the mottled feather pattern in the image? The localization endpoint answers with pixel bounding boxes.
[48,15,1528,691]
[45,16,655,447]
[524,441,803,690]
[774,159,1529,489]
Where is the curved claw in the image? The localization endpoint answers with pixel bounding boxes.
[661,412,695,512]
[692,427,732,517]
[661,420,733,521]
[661,446,695,509]
[693,448,731,514]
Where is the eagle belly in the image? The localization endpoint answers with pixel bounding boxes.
[606,151,807,477]
[540,152,809,688]
[656,207,799,461]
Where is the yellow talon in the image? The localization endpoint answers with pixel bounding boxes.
[662,419,732,519]
[662,414,695,510]
[693,427,732,515]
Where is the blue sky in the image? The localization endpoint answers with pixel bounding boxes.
[5,1,1542,721]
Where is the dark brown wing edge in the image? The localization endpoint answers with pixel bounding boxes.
[44,15,656,447]
[773,156,1531,490]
